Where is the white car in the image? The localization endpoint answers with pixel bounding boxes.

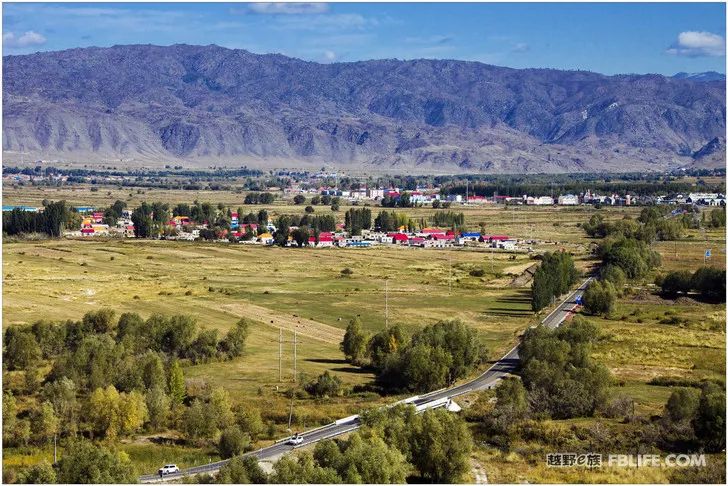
[158,464,180,475]
[286,434,304,446]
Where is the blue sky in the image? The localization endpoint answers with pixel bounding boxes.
[3,2,726,75]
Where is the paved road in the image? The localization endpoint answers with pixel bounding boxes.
[140,278,591,483]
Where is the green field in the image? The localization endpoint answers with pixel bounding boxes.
[3,199,725,482]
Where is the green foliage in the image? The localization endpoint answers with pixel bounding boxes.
[57,439,136,483]
[598,236,661,279]
[234,404,265,441]
[217,455,267,484]
[304,371,342,398]
[373,320,485,393]
[168,359,186,406]
[293,194,306,205]
[340,318,368,365]
[691,266,727,302]
[16,462,57,484]
[3,200,73,237]
[3,327,41,370]
[374,211,414,232]
[409,409,472,483]
[531,251,579,312]
[582,280,617,316]
[600,264,626,289]
[693,383,726,452]
[218,425,250,459]
[344,208,372,236]
[520,317,611,418]
[219,319,251,359]
[664,388,700,423]
[660,270,693,296]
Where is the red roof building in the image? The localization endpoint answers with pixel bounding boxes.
[390,233,409,243]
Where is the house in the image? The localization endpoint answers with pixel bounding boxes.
[389,233,409,245]
[558,194,579,205]
[466,195,488,205]
[496,239,518,251]
[408,237,426,247]
[459,232,481,243]
[309,235,334,247]
[527,196,554,205]
[258,232,274,245]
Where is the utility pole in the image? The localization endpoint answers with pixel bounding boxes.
[448,253,452,295]
[53,434,57,464]
[293,330,297,382]
[384,279,389,328]
[278,328,283,382]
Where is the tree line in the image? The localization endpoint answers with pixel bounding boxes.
[196,405,474,484]
[657,266,726,303]
[531,251,580,312]
[2,310,265,483]
[2,201,79,237]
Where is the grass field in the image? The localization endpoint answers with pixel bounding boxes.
[3,196,725,481]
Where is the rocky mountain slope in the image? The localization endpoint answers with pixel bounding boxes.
[3,44,725,172]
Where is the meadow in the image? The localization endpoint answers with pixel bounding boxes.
[2,193,725,481]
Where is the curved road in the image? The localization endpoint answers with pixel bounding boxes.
[140,278,591,483]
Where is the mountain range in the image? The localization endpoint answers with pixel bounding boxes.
[3,44,725,173]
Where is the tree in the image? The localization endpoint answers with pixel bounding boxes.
[57,439,136,483]
[410,409,473,483]
[664,388,700,423]
[117,390,148,436]
[218,425,250,458]
[183,399,216,442]
[140,351,167,391]
[304,205,315,214]
[520,317,610,419]
[532,252,579,312]
[17,462,57,484]
[367,326,406,371]
[340,317,368,366]
[3,328,41,370]
[601,264,626,289]
[87,385,122,439]
[131,202,155,238]
[168,359,186,406]
[3,392,17,447]
[234,404,265,441]
[293,194,306,205]
[42,377,79,436]
[304,371,342,398]
[692,267,727,302]
[582,280,617,316]
[31,401,59,445]
[311,195,321,205]
[220,319,251,359]
[217,455,267,484]
[337,432,409,483]
[146,385,171,430]
[208,387,235,430]
[660,271,693,297]
[693,383,726,452]
[290,227,309,247]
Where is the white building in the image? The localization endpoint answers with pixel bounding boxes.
[527,196,555,205]
[558,194,579,205]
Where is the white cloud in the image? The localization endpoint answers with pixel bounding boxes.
[247,3,329,15]
[3,30,47,48]
[323,50,336,62]
[511,42,529,53]
[667,31,725,57]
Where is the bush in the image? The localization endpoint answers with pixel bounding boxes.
[582,280,617,316]
[304,371,342,398]
[218,426,250,459]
